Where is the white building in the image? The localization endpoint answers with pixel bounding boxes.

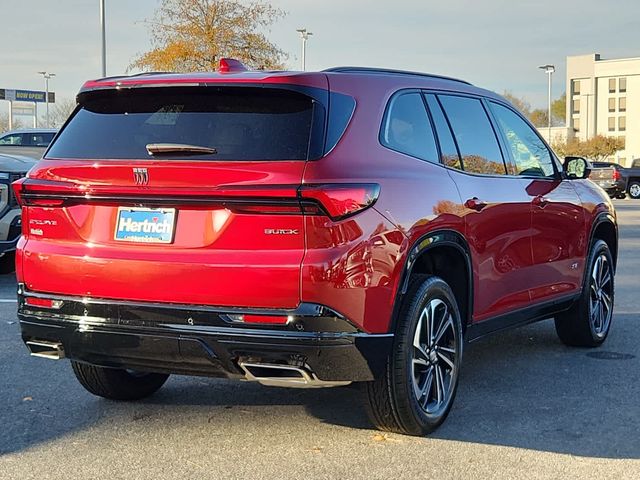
[566,53,639,167]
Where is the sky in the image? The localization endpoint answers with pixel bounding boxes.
[2,0,640,122]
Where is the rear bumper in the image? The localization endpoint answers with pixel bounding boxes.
[17,286,393,382]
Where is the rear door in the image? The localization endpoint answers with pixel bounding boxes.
[19,85,327,309]
[428,94,534,322]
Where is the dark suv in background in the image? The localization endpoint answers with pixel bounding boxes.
[15,60,617,435]
[590,161,627,199]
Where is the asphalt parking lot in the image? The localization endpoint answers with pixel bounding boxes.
[1,200,639,480]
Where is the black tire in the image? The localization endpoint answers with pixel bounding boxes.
[0,252,15,274]
[362,275,463,436]
[628,181,640,199]
[616,193,626,200]
[555,239,614,347]
[71,361,169,401]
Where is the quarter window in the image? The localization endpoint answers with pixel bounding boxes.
[489,102,555,177]
[437,95,506,175]
[424,94,462,170]
[380,92,439,163]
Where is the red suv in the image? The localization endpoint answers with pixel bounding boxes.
[15,60,617,435]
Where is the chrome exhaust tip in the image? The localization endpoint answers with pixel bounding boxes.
[238,362,351,389]
[25,340,65,360]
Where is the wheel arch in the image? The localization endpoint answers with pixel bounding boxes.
[391,230,473,333]
[588,212,618,271]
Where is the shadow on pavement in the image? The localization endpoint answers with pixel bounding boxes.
[2,315,639,459]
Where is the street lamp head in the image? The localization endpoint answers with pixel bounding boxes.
[538,64,555,74]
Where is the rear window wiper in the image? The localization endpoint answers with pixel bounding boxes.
[146,143,217,156]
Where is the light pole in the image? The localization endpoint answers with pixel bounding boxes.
[100,0,106,77]
[296,28,313,71]
[37,71,56,128]
[538,64,555,141]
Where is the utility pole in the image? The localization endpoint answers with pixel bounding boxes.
[100,0,107,77]
[296,28,313,71]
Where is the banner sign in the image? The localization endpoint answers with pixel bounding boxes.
[0,89,55,103]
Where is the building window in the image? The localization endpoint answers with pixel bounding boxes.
[619,97,626,112]
[618,136,626,148]
[609,98,616,112]
[619,116,626,132]
[609,78,616,93]
[619,77,627,93]
[572,99,580,114]
[608,117,616,131]
[619,158,626,166]
[573,117,580,132]
[572,80,581,96]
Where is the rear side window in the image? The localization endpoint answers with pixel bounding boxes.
[26,132,55,146]
[438,95,506,175]
[47,87,321,161]
[424,94,462,170]
[489,102,555,177]
[380,92,439,163]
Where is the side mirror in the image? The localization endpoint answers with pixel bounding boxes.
[563,156,592,179]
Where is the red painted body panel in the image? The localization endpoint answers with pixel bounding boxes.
[447,172,533,321]
[526,180,586,302]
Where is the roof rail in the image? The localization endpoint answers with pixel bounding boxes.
[323,66,472,85]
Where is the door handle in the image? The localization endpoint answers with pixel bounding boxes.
[532,195,549,208]
[464,197,488,211]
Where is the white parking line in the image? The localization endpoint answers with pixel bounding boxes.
[0,299,17,302]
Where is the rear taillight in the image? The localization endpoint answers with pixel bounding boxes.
[613,169,621,181]
[12,177,76,207]
[299,184,380,221]
[12,178,380,221]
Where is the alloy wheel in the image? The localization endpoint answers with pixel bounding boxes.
[411,298,459,416]
[630,183,640,198]
[589,254,613,338]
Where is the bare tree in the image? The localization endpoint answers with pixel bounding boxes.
[0,113,24,133]
[49,98,78,128]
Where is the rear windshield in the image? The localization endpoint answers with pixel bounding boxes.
[47,87,319,161]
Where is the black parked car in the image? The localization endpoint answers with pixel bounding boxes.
[622,159,640,199]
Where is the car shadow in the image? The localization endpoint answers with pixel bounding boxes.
[2,315,639,459]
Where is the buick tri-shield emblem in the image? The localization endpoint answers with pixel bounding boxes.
[133,167,149,186]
